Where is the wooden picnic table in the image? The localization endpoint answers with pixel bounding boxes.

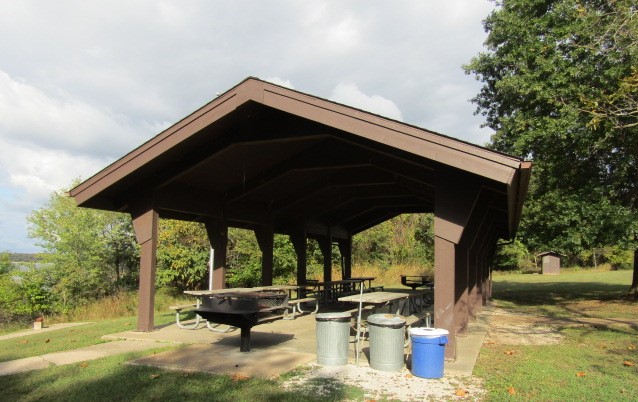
[184,284,301,299]
[400,275,434,290]
[339,291,409,315]
[308,278,376,303]
[348,276,376,289]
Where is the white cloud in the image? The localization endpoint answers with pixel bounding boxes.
[329,82,403,121]
[0,0,498,251]
[0,70,150,158]
[264,77,295,89]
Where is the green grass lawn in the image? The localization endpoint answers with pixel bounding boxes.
[0,349,360,402]
[2,269,636,401]
[475,269,638,401]
[0,310,360,401]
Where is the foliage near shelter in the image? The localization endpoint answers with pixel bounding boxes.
[1,185,435,323]
[465,0,637,282]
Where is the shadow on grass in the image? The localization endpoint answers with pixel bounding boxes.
[0,354,352,402]
[493,280,629,305]
[493,280,638,331]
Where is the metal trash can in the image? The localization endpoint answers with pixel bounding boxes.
[409,327,449,378]
[368,314,406,372]
[315,312,351,366]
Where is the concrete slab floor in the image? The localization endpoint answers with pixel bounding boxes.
[0,308,490,379]
[109,309,491,379]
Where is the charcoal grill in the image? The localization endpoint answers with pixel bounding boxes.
[195,291,289,352]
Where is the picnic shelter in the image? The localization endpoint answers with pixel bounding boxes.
[69,77,531,359]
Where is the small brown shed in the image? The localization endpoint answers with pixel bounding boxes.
[539,252,561,275]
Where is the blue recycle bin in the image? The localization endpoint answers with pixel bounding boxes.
[409,327,449,378]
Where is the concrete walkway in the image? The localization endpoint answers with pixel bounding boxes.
[0,340,165,376]
[0,322,92,341]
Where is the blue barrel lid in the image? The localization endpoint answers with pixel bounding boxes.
[367,314,406,328]
[409,327,449,337]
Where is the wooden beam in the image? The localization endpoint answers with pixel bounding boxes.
[205,218,228,289]
[131,208,159,332]
[255,224,274,286]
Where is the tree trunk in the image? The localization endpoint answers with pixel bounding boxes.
[629,247,638,299]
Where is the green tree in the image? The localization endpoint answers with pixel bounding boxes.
[465,0,637,281]
[156,219,209,291]
[353,213,434,267]
[27,184,139,312]
[0,251,12,275]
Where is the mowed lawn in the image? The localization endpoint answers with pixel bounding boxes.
[475,269,638,401]
[1,269,636,401]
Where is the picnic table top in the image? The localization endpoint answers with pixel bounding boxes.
[184,285,300,296]
[338,290,426,304]
[310,277,376,286]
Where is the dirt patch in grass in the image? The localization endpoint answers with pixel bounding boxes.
[486,303,638,346]
[486,308,564,345]
[487,323,564,345]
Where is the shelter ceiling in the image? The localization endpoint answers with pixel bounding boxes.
[71,78,529,240]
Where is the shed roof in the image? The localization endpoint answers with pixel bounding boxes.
[70,77,530,240]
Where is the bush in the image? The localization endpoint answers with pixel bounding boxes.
[493,240,535,272]
[607,246,633,270]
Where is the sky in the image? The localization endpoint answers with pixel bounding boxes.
[0,1,496,253]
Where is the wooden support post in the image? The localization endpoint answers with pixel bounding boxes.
[132,208,158,332]
[205,218,228,290]
[433,168,485,360]
[454,244,469,335]
[317,236,332,283]
[290,228,307,286]
[255,224,274,286]
[467,249,480,318]
[434,236,457,359]
[337,238,352,279]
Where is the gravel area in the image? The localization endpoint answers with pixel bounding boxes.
[282,362,485,401]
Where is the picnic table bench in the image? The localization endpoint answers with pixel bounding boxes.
[400,275,433,290]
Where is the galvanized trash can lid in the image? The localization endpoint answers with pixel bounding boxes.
[367,314,406,328]
[316,312,352,322]
[409,327,449,337]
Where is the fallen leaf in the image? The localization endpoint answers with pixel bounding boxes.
[484,340,496,346]
[576,371,586,377]
[628,345,635,350]
[455,389,468,397]
[149,374,160,379]
[231,373,250,381]
[404,373,412,378]
[45,339,50,343]
[505,350,515,356]
[508,387,516,395]
[623,361,634,367]
[80,362,88,368]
